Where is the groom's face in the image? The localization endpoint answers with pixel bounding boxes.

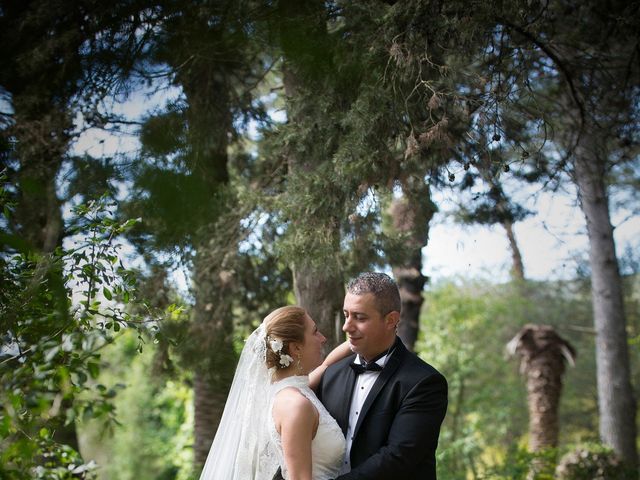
[342,292,396,362]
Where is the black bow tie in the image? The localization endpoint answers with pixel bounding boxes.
[350,360,383,375]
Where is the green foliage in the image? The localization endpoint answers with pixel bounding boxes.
[0,195,162,478]
[480,447,557,480]
[420,279,528,478]
[80,332,194,480]
[1,433,97,480]
[421,277,639,479]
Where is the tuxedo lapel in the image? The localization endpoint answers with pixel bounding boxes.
[352,339,406,439]
[336,359,358,435]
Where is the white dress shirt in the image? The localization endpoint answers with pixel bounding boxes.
[339,352,391,474]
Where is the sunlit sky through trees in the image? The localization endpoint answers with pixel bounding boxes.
[425,186,639,282]
[69,88,640,289]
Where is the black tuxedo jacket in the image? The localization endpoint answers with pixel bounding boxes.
[316,338,447,480]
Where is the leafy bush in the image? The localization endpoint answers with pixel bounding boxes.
[555,443,635,480]
[0,194,161,479]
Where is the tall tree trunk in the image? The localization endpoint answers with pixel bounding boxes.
[479,169,526,283]
[180,59,237,470]
[572,126,638,468]
[387,183,436,351]
[191,248,236,467]
[193,375,228,467]
[11,95,67,255]
[293,266,345,349]
[280,0,344,348]
[393,261,427,351]
[283,71,344,349]
[502,218,525,282]
[13,131,64,253]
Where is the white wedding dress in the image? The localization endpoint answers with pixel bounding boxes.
[198,323,345,480]
[269,376,346,480]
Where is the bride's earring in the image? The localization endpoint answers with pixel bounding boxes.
[296,354,303,374]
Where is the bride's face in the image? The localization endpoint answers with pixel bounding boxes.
[297,314,327,374]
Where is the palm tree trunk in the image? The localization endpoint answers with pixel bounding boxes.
[525,353,563,451]
[573,128,638,468]
[508,325,575,456]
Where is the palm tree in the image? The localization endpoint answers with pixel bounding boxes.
[507,324,576,451]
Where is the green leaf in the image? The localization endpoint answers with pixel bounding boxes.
[122,217,142,230]
[87,362,100,379]
[103,287,112,300]
[76,371,88,386]
[0,415,11,436]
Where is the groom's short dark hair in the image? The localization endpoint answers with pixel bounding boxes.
[347,272,401,316]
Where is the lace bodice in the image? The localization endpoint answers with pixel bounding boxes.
[269,376,346,480]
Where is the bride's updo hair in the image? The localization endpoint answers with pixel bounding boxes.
[264,306,307,369]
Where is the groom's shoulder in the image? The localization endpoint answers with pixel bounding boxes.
[400,346,446,383]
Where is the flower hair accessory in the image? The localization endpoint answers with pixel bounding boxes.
[279,354,293,368]
[268,336,294,368]
[269,338,283,353]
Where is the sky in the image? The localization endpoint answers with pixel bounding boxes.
[423,185,639,283]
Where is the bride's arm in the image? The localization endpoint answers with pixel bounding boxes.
[309,340,352,390]
[273,389,317,480]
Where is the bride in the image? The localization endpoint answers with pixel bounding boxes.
[198,306,351,480]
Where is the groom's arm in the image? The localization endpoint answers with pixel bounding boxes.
[337,372,448,480]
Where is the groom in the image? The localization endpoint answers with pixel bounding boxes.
[318,272,447,479]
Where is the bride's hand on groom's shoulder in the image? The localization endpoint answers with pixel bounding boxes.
[309,341,352,390]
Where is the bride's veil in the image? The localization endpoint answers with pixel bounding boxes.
[198,322,279,480]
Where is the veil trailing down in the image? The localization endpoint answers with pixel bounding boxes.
[198,322,279,480]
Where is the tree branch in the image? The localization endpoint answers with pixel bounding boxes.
[496,17,586,124]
